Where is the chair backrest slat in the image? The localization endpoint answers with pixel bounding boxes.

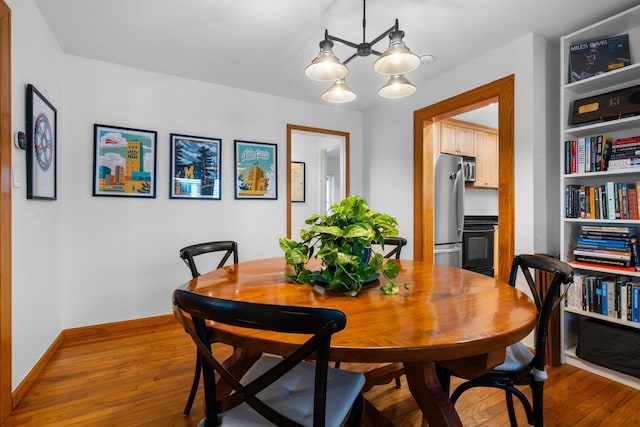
[179,240,238,277]
[380,237,407,260]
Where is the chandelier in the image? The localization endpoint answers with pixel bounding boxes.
[305,0,420,103]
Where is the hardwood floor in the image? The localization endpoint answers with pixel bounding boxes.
[4,320,639,426]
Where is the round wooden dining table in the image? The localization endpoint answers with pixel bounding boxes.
[183,257,537,427]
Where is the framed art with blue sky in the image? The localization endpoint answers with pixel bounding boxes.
[234,140,277,200]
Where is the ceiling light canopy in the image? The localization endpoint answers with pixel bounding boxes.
[305,0,420,103]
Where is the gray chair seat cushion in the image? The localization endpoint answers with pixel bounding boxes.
[220,356,365,427]
[493,342,547,381]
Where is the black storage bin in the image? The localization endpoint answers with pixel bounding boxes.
[576,317,640,379]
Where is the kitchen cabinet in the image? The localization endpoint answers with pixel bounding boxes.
[439,119,474,156]
[473,129,498,188]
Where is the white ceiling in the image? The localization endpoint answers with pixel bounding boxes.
[33,0,639,111]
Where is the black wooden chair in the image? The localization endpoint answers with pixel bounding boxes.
[379,236,407,260]
[436,254,574,427]
[178,240,239,415]
[172,289,365,427]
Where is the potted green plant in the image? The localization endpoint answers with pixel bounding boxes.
[279,195,408,296]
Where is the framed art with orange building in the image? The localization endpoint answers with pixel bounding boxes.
[93,124,157,198]
[234,140,277,200]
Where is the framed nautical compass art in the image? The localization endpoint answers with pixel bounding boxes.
[26,84,57,200]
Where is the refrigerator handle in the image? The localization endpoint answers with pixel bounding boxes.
[454,166,464,233]
[434,246,461,254]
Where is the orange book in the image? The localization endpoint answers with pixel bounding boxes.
[589,187,596,219]
[627,184,639,220]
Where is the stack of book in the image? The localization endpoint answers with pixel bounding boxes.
[565,273,640,323]
[572,225,639,271]
[608,135,640,170]
[565,181,639,219]
[564,135,613,174]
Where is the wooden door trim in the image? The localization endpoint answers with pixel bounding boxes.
[286,124,350,239]
[0,0,11,420]
[413,75,514,283]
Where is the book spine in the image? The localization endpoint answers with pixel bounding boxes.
[577,138,586,173]
[576,237,630,246]
[565,140,572,174]
[633,285,640,322]
[627,184,639,220]
[585,137,592,172]
[595,136,603,171]
[607,182,616,219]
[602,136,613,170]
[573,249,631,260]
[574,255,633,268]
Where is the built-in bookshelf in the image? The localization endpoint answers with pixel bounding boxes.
[560,5,640,390]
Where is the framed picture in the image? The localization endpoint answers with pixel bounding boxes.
[291,161,305,203]
[26,84,57,200]
[170,133,222,200]
[93,124,157,198]
[234,140,277,200]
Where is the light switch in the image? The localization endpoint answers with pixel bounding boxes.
[12,165,21,188]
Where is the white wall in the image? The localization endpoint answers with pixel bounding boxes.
[362,33,560,260]
[9,0,65,391]
[9,0,364,389]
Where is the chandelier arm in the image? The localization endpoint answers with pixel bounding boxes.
[370,49,383,57]
[343,52,360,65]
[326,33,361,50]
[367,24,397,47]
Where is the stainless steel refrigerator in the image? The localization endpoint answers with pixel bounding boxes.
[433,153,464,268]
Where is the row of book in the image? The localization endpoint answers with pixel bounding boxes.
[565,273,640,323]
[564,135,640,174]
[571,225,640,272]
[565,182,640,219]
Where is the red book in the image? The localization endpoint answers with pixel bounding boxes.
[571,139,577,173]
[614,136,640,145]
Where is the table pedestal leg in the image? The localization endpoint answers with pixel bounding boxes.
[404,361,462,427]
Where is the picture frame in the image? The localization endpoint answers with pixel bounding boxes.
[93,124,157,198]
[291,161,305,203]
[170,133,222,200]
[26,84,57,200]
[234,140,277,200]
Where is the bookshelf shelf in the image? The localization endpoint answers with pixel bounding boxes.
[560,5,640,389]
[563,115,640,138]
[563,62,640,96]
[564,167,640,179]
[564,346,640,390]
[564,306,640,329]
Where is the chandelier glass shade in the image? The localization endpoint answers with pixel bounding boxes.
[304,40,348,81]
[373,32,421,75]
[321,79,357,103]
[378,74,416,99]
[305,0,420,103]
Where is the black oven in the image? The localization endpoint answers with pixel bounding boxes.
[462,216,498,277]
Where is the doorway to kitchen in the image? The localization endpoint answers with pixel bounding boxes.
[413,75,514,283]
